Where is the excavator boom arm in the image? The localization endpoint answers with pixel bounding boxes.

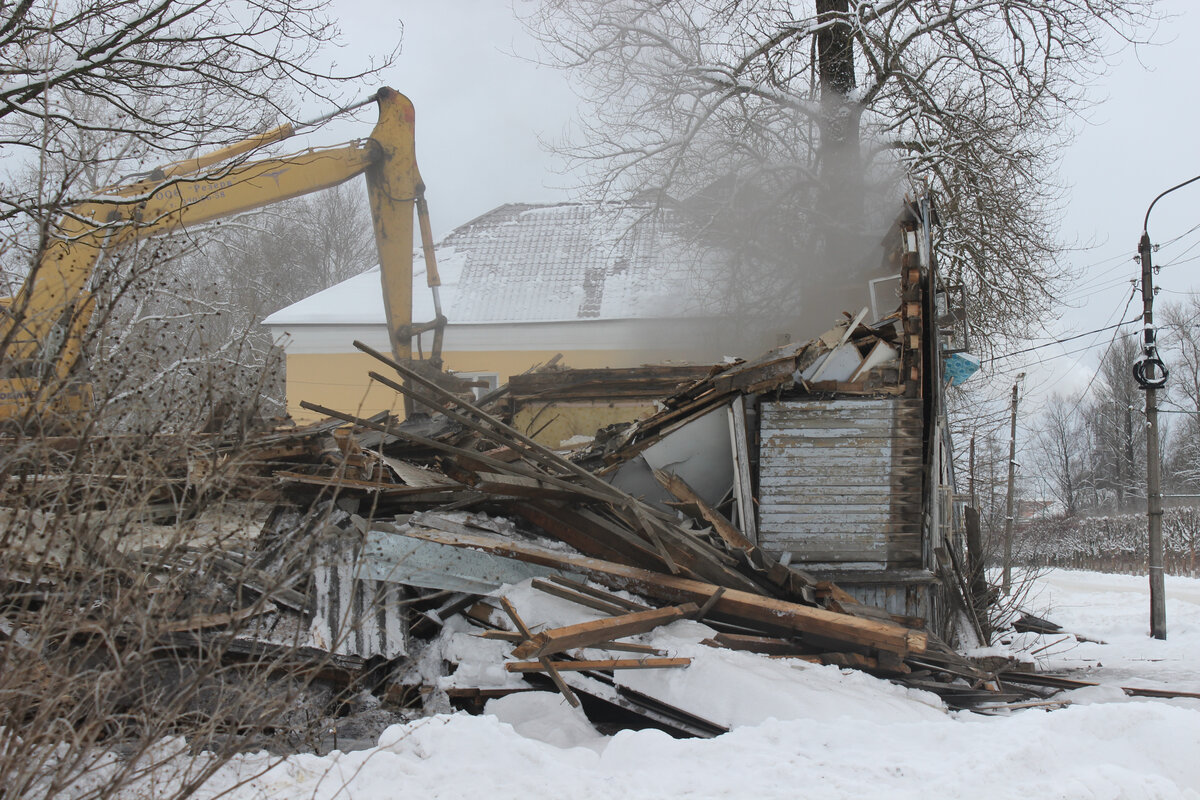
[0,87,436,424]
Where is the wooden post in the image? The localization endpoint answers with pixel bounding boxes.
[1002,376,1022,596]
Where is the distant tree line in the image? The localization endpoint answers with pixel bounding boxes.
[957,294,1200,575]
[1015,506,1200,577]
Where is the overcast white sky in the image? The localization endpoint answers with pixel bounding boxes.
[318,0,576,238]
[313,0,1199,413]
[1011,0,1200,409]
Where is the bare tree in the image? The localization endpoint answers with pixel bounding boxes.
[0,0,395,287]
[0,0,393,164]
[1086,335,1145,512]
[0,1,393,431]
[1160,297,1200,492]
[199,181,377,322]
[526,0,1153,344]
[0,4,400,795]
[1034,392,1087,517]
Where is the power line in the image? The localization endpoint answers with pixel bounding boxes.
[987,329,1139,379]
[987,310,1143,362]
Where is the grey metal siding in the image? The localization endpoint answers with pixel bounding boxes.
[759,398,924,570]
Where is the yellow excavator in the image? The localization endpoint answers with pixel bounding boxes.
[0,87,446,428]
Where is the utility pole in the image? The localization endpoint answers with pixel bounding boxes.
[1138,230,1167,639]
[1130,174,1200,640]
[1002,374,1023,595]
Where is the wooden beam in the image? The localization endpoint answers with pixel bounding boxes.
[727,394,758,545]
[511,604,698,660]
[477,630,665,655]
[531,578,630,616]
[498,597,580,708]
[653,469,753,551]
[511,502,665,571]
[506,658,690,672]
[547,574,651,613]
[702,632,810,657]
[398,526,927,656]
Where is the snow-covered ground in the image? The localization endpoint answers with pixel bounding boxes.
[173,570,1200,799]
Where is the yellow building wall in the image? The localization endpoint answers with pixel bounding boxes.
[510,401,659,447]
[284,348,674,425]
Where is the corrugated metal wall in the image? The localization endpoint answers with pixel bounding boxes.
[310,541,409,660]
[758,397,924,571]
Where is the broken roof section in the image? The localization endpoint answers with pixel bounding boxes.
[264,202,724,328]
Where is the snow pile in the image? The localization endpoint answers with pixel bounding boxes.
[613,619,944,728]
[1006,570,1200,696]
[117,570,1200,799]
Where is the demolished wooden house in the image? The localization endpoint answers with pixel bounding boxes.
[3,196,1027,750]
[501,196,980,640]
[233,193,997,717]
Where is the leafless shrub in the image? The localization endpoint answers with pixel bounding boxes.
[0,3,403,795]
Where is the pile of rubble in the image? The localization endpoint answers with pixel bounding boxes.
[0,332,1123,752]
[217,341,1085,723]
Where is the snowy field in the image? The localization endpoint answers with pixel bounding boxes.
[175,569,1200,800]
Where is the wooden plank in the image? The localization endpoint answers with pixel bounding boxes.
[478,630,665,655]
[756,481,922,495]
[759,444,923,457]
[849,340,899,382]
[757,454,925,468]
[762,406,922,419]
[274,471,463,496]
[695,587,726,620]
[703,632,810,656]
[815,652,911,672]
[395,526,928,656]
[513,502,666,572]
[508,366,712,398]
[758,494,921,508]
[758,473,924,487]
[728,394,758,546]
[766,541,923,556]
[473,473,584,500]
[760,506,921,520]
[548,574,652,613]
[653,469,754,551]
[762,400,921,413]
[651,467,815,603]
[756,526,923,539]
[587,641,667,655]
[505,658,691,672]
[768,552,922,566]
[759,522,923,537]
[162,602,275,633]
[530,578,629,616]
[762,413,922,426]
[511,604,698,659]
[559,672,728,738]
[499,597,580,708]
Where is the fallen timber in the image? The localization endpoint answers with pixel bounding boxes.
[390,525,927,658]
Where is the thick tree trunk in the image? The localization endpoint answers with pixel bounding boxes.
[815,0,862,229]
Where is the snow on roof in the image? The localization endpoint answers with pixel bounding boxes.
[263,203,721,327]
